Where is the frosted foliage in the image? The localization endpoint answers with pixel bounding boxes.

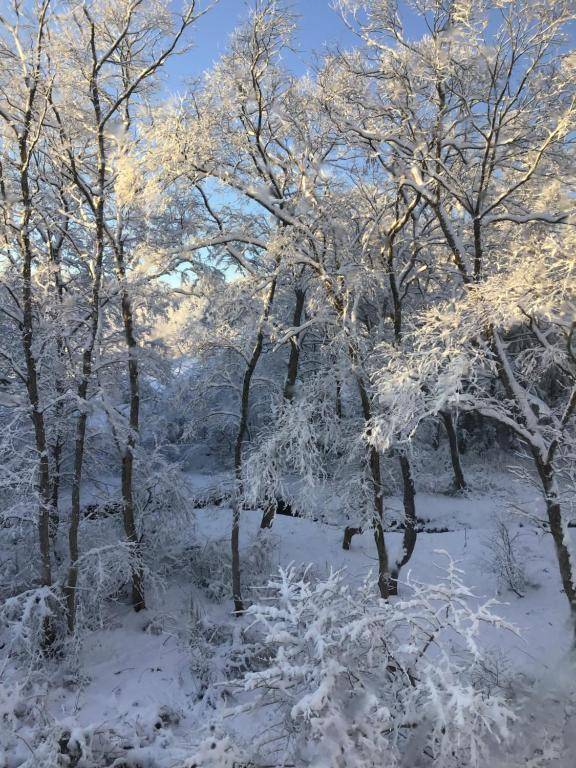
[183,730,246,768]
[243,378,344,502]
[242,371,374,522]
[481,519,529,597]
[371,238,576,450]
[238,556,515,767]
[0,587,59,661]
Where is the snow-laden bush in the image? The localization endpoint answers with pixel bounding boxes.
[74,541,153,630]
[241,373,379,524]
[182,727,247,768]
[481,518,530,598]
[235,554,516,768]
[190,532,278,603]
[0,586,63,662]
[0,675,184,768]
[186,535,281,704]
[0,679,66,768]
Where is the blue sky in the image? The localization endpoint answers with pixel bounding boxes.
[163,0,358,91]
[162,0,576,96]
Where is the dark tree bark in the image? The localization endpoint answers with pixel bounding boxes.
[473,216,483,283]
[12,3,54,624]
[49,435,62,542]
[335,376,343,419]
[47,195,69,546]
[321,277,392,598]
[232,277,278,614]
[356,373,391,599]
[65,42,107,633]
[385,237,420,589]
[21,163,53,595]
[260,502,276,530]
[115,234,145,611]
[342,526,363,550]
[533,452,576,629]
[441,410,467,491]
[258,288,306,530]
[491,330,576,639]
[59,2,195,630]
[282,287,305,402]
[389,453,417,595]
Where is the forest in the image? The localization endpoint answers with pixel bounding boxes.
[1,0,575,765]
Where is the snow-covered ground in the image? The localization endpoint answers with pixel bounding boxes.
[2,472,575,767]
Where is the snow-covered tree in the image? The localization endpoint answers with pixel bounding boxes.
[371,233,576,631]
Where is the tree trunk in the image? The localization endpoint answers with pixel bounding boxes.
[492,329,576,637]
[259,287,306,529]
[372,493,390,599]
[342,526,363,550]
[48,327,66,548]
[283,287,305,402]
[335,376,343,419]
[534,454,576,634]
[122,451,145,611]
[441,410,466,491]
[260,500,276,529]
[48,216,70,542]
[48,200,69,546]
[49,435,62,542]
[385,238,420,591]
[14,10,55,644]
[117,259,145,611]
[473,216,483,282]
[21,206,53,594]
[389,453,417,595]
[17,77,53,627]
[232,277,278,614]
[65,68,107,632]
[65,409,88,633]
[231,499,243,613]
[355,373,391,599]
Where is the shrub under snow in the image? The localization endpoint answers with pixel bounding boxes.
[234,554,516,767]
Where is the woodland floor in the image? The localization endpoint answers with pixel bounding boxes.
[2,465,576,767]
